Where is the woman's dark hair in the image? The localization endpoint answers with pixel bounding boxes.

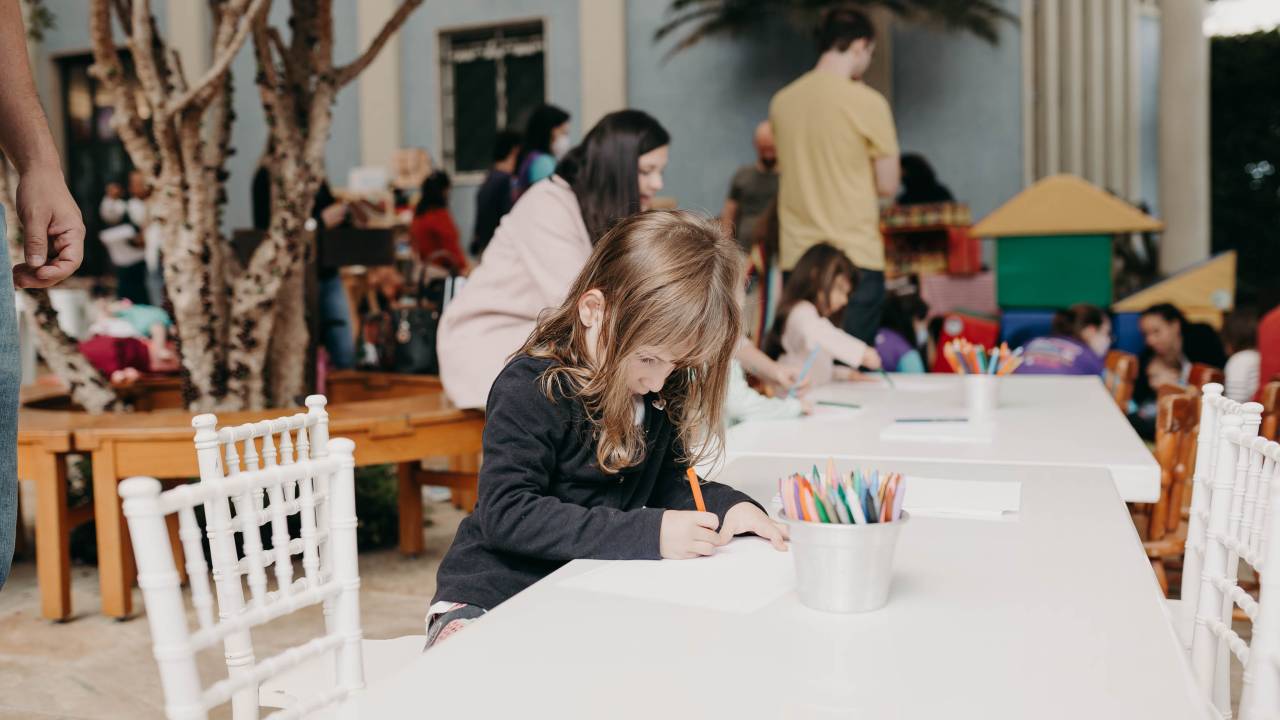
[1222,306,1258,354]
[881,290,929,351]
[1051,303,1108,341]
[898,153,954,205]
[764,243,858,359]
[1141,302,1186,328]
[555,109,671,243]
[815,6,875,53]
[415,170,451,215]
[517,104,570,166]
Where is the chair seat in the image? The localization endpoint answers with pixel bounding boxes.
[260,635,425,712]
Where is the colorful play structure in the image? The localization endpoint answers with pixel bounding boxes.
[924,173,1236,356]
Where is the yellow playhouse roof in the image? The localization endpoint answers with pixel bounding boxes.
[1112,251,1236,328]
[971,174,1163,237]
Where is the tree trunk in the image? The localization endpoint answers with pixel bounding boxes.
[267,263,309,408]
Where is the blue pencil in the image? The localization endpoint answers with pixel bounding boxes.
[790,347,820,397]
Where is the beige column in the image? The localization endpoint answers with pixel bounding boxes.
[1060,0,1085,175]
[167,0,209,81]
[1158,0,1210,273]
[357,0,404,171]
[579,0,627,131]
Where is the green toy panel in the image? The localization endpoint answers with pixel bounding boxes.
[996,234,1112,308]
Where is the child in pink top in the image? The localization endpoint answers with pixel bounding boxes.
[763,243,882,385]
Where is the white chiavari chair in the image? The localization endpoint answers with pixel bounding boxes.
[1186,417,1277,718]
[121,442,365,719]
[190,400,423,715]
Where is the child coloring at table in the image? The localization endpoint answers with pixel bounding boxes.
[763,243,882,386]
[427,211,787,647]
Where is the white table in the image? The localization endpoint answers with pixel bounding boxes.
[720,374,1160,502]
[343,459,1208,719]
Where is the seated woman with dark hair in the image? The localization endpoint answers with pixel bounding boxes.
[437,109,672,408]
[897,153,954,206]
[1016,304,1112,376]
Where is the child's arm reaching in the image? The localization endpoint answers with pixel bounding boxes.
[474,366,667,562]
[790,302,881,370]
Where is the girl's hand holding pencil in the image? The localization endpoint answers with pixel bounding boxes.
[658,511,722,559]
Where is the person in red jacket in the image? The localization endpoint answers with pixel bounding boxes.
[1257,304,1280,401]
[410,170,468,273]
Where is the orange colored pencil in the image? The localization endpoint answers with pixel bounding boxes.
[686,467,706,512]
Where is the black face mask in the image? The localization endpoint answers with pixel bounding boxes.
[760,157,777,170]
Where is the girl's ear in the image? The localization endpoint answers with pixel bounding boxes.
[577,289,606,328]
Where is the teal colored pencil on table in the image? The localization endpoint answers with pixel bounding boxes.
[790,347,820,398]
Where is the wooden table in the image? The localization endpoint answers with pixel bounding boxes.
[718,374,1161,502]
[341,458,1210,719]
[16,389,81,621]
[75,394,483,619]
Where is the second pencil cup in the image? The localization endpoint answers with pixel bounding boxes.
[784,513,908,613]
[965,374,999,421]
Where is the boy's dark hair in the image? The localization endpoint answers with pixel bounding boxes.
[1222,306,1258,353]
[1141,302,1186,328]
[492,129,522,163]
[815,6,876,54]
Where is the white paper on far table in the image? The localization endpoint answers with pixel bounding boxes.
[557,537,794,614]
[902,476,1021,519]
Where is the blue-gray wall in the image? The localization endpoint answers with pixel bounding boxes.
[399,0,583,246]
[891,0,1024,221]
[626,1,813,217]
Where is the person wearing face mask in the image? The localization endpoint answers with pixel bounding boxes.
[514,103,571,197]
[875,289,929,373]
[720,121,779,253]
[436,109,672,408]
[1016,304,1113,376]
[770,7,900,347]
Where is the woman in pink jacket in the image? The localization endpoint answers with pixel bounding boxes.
[438,110,672,408]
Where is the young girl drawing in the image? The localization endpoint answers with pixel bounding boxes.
[764,243,882,386]
[428,211,787,647]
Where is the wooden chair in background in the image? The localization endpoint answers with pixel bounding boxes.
[1187,362,1225,390]
[1134,390,1199,595]
[1260,380,1279,441]
[1104,350,1139,411]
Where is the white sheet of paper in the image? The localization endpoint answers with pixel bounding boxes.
[902,476,1021,519]
[558,537,794,614]
[880,419,994,444]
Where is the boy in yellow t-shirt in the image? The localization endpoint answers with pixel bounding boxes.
[770,6,900,344]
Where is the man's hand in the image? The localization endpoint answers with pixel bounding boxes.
[13,165,84,289]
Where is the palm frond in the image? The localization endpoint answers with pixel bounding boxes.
[654,0,1017,57]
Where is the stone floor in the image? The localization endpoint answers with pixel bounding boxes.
[0,499,467,719]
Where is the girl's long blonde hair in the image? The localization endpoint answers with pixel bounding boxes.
[518,210,742,474]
